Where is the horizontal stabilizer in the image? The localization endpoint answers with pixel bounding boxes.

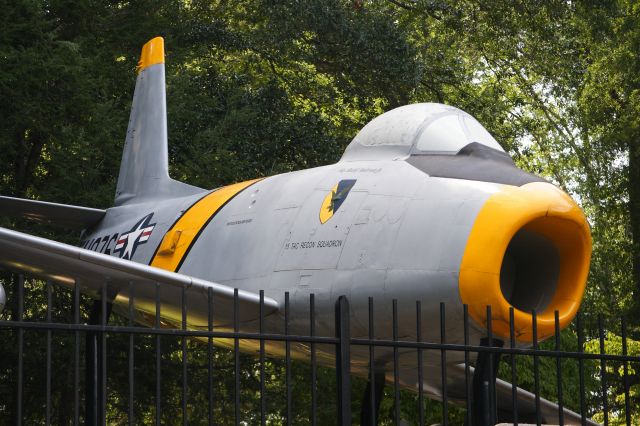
[0,196,106,229]
[0,226,279,325]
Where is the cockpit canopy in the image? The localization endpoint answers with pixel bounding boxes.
[341,103,504,161]
[341,103,545,186]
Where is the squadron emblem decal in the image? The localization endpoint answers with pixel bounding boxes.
[320,179,357,224]
[114,213,156,260]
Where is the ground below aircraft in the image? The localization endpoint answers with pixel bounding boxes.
[0,37,593,424]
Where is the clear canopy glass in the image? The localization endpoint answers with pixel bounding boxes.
[341,103,504,161]
[415,112,503,153]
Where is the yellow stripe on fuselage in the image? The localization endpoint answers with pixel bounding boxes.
[150,179,261,272]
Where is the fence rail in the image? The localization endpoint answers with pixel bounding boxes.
[0,273,637,426]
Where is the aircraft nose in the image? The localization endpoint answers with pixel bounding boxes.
[458,182,591,342]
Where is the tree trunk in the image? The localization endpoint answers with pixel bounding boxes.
[628,141,640,318]
[14,129,45,197]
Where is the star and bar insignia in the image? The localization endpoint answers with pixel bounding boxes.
[114,213,156,260]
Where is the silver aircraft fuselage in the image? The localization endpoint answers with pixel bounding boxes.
[78,150,590,400]
[0,38,592,412]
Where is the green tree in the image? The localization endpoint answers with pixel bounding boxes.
[2,1,638,424]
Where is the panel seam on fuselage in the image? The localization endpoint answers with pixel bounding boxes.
[147,190,216,262]
[149,178,264,272]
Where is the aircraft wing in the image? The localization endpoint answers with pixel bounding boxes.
[445,363,600,425]
[0,226,279,325]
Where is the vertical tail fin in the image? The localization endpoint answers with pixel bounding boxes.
[115,37,203,206]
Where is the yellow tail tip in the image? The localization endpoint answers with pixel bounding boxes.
[136,37,164,74]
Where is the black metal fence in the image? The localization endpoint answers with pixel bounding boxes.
[0,273,638,426]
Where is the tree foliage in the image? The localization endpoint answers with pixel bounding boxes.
[1,0,640,424]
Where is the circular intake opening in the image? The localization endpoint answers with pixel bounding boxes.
[499,229,561,313]
[458,182,591,341]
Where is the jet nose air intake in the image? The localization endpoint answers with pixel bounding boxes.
[459,182,591,342]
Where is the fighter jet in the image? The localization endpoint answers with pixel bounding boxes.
[0,37,592,423]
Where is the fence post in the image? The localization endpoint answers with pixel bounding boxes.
[16,274,24,426]
[471,337,503,426]
[335,296,351,426]
[86,283,113,426]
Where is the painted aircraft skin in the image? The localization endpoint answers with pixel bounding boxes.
[0,37,593,423]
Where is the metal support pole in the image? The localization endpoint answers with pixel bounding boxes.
[335,296,351,426]
[470,337,503,426]
[85,297,113,426]
[16,274,24,426]
[361,368,385,426]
